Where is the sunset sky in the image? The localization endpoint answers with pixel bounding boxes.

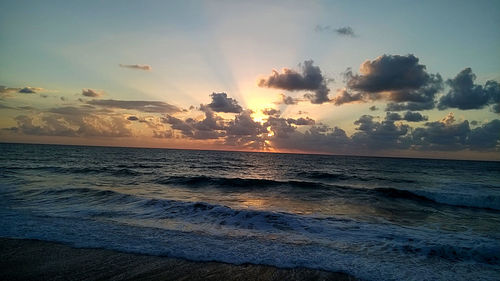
[1,0,499,160]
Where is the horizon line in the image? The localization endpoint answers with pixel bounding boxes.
[1,141,498,163]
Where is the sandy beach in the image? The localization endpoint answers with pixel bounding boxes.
[0,238,357,281]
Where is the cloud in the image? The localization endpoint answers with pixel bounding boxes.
[412,117,470,151]
[350,115,411,149]
[335,26,355,36]
[287,117,315,125]
[264,116,296,138]
[385,111,428,122]
[315,25,356,37]
[163,107,226,140]
[409,112,499,151]
[87,99,180,113]
[369,105,379,111]
[225,114,268,150]
[437,68,500,111]
[226,110,266,136]
[119,64,152,71]
[163,115,194,137]
[347,54,428,92]
[338,54,443,110]
[19,87,39,93]
[0,86,20,94]
[332,89,364,105]
[258,60,330,104]
[8,108,133,138]
[440,112,455,125]
[48,106,102,115]
[275,94,300,105]
[468,119,500,150]
[82,88,103,97]
[269,113,499,154]
[1,85,43,97]
[271,126,351,154]
[206,92,242,113]
[262,108,281,116]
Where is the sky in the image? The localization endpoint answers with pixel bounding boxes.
[1,0,499,160]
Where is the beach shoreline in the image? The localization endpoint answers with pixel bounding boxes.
[0,237,357,281]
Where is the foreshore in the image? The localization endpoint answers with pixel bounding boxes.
[0,238,357,281]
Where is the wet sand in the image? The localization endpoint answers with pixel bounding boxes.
[0,238,357,281]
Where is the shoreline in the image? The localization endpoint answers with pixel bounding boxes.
[0,237,357,281]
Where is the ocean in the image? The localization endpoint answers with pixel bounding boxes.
[0,143,499,280]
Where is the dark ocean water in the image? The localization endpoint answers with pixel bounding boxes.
[0,143,499,280]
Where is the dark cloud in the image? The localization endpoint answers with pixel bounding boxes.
[468,120,500,150]
[162,108,499,153]
[351,115,411,149]
[262,116,315,139]
[270,125,350,154]
[287,117,315,126]
[258,60,330,104]
[409,112,500,151]
[224,110,268,149]
[87,99,180,113]
[369,106,379,111]
[276,94,300,105]
[315,25,356,37]
[82,89,102,97]
[1,86,43,97]
[438,68,500,111]
[335,26,355,36]
[340,54,443,110]
[163,115,194,137]
[226,110,265,136]
[332,89,364,105]
[403,111,428,122]
[492,104,500,114]
[385,111,428,122]
[385,112,402,121]
[163,107,226,140]
[262,108,281,116]
[264,116,296,138]
[207,92,242,113]
[412,119,470,151]
[19,87,36,94]
[119,64,152,71]
[347,55,429,92]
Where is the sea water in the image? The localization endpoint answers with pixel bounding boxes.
[0,143,499,280]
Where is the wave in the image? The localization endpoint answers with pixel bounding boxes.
[4,186,500,272]
[297,171,416,184]
[154,175,500,211]
[16,187,309,235]
[154,175,327,189]
[374,187,500,211]
[3,166,144,177]
[410,189,500,211]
